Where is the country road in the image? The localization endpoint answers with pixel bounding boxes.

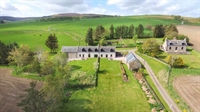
[131,51,181,112]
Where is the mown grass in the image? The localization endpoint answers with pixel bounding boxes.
[63,58,150,112]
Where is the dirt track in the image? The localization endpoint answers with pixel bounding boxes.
[173,76,200,112]
[0,68,43,112]
[177,25,200,52]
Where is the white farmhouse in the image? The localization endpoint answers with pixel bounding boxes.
[161,37,187,54]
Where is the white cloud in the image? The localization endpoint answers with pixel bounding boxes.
[0,0,199,17]
[107,0,200,17]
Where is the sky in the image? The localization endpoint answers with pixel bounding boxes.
[0,0,199,17]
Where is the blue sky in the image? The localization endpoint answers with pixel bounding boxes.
[0,0,199,17]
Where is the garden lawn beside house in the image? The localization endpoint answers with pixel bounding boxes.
[63,58,150,112]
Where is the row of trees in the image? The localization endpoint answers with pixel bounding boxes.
[85,24,144,45]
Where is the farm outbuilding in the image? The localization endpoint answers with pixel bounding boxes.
[61,46,116,59]
[124,52,141,71]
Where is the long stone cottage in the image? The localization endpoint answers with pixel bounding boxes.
[61,46,116,59]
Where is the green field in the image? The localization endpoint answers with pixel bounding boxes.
[63,58,150,112]
[0,16,182,51]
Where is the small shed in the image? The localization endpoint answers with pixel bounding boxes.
[124,52,141,71]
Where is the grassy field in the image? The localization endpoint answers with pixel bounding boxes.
[0,16,182,51]
[63,58,150,112]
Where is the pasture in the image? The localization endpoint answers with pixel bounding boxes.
[63,58,150,112]
[0,16,181,51]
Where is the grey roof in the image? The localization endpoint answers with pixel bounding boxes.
[125,52,137,64]
[61,46,78,52]
[167,39,187,46]
[62,46,115,53]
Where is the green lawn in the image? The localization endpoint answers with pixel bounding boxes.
[63,58,150,112]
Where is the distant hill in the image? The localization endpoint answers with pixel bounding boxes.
[0,16,41,22]
[50,13,115,18]
[0,13,115,22]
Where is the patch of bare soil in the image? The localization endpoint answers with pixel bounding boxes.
[177,25,200,52]
[173,76,200,112]
[0,68,43,112]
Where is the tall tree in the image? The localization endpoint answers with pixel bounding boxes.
[165,24,178,33]
[128,24,134,38]
[8,45,33,69]
[85,28,93,45]
[0,20,4,24]
[17,81,52,112]
[132,35,138,44]
[45,34,58,53]
[0,41,18,64]
[142,39,160,57]
[135,24,144,37]
[94,25,105,41]
[153,24,165,37]
[109,24,114,39]
[43,74,66,111]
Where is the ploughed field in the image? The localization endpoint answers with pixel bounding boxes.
[0,68,43,112]
[173,76,200,112]
[177,25,200,52]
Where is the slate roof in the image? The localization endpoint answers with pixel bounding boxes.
[61,46,115,53]
[61,46,78,52]
[125,52,137,64]
[166,38,187,46]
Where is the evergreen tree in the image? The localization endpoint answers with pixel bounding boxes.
[136,24,144,37]
[0,41,18,64]
[109,24,114,39]
[45,34,58,53]
[85,28,93,45]
[94,25,105,41]
[128,24,134,38]
[153,24,165,37]
[0,20,4,24]
[17,81,52,112]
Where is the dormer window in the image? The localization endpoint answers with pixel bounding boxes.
[82,48,86,52]
[95,48,98,52]
[101,48,104,52]
[110,49,115,52]
[88,48,92,52]
[170,43,173,45]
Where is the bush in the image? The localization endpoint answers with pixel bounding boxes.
[40,60,55,76]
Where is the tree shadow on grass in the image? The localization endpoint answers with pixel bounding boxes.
[63,99,92,112]
[70,65,82,71]
[157,55,167,60]
[98,70,108,74]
